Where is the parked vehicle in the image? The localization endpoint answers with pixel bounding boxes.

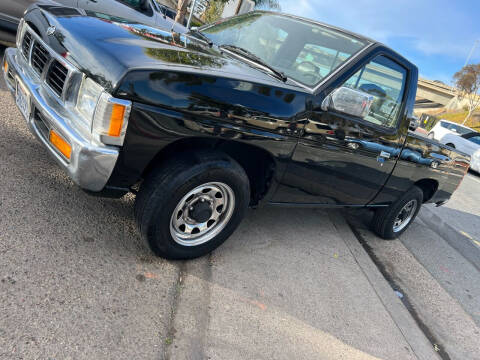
[0,0,38,44]
[3,6,470,259]
[428,119,475,141]
[439,131,480,172]
[74,0,186,33]
[0,0,186,45]
[155,2,188,27]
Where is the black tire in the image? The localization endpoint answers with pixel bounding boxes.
[135,151,250,260]
[446,143,455,149]
[372,186,423,239]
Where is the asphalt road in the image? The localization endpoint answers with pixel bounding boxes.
[347,172,480,359]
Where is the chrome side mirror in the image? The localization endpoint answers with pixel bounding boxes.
[409,116,419,131]
[322,87,374,119]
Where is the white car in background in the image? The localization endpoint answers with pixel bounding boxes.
[428,120,480,172]
[439,132,480,172]
[428,119,475,142]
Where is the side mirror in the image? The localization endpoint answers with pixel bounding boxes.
[409,117,419,131]
[321,87,374,119]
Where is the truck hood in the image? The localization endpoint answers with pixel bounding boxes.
[25,4,297,92]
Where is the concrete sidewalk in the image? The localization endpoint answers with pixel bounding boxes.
[167,208,439,360]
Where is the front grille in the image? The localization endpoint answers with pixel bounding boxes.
[31,42,50,74]
[21,31,33,58]
[46,60,68,96]
[20,27,72,100]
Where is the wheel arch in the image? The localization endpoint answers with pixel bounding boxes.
[142,137,278,206]
[414,178,439,203]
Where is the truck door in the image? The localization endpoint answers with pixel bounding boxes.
[275,54,410,205]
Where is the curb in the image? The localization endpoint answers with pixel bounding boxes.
[329,211,441,360]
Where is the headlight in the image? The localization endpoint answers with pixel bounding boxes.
[76,77,131,146]
[16,19,25,49]
[76,77,103,123]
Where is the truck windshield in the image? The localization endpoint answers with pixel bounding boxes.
[200,12,368,87]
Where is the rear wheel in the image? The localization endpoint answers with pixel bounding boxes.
[135,151,250,259]
[446,143,455,148]
[372,186,423,239]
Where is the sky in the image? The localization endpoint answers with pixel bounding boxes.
[278,0,480,85]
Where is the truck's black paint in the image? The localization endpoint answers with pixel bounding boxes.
[24,5,470,207]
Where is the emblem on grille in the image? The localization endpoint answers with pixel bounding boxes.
[46,26,56,36]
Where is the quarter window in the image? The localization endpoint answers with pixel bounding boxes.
[468,136,480,145]
[342,55,407,128]
[440,121,450,129]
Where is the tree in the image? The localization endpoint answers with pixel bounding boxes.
[175,0,280,27]
[202,0,226,23]
[453,63,480,125]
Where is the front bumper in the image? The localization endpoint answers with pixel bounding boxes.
[2,47,119,191]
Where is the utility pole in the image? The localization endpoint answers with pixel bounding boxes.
[186,0,198,29]
[464,39,479,67]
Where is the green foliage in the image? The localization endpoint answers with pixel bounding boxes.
[253,0,281,10]
[454,64,480,95]
[202,0,226,23]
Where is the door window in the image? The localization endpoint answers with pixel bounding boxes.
[467,135,480,145]
[342,55,407,128]
[440,121,450,129]
[449,123,471,135]
[118,0,153,16]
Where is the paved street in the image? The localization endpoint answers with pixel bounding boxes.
[1,44,478,359]
[346,172,480,360]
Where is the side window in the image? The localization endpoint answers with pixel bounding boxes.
[342,55,407,128]
[440,121,450,129]
[118,0,153,16]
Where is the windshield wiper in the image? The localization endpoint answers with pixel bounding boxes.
[219,44,288,82]
[188,29,213,47]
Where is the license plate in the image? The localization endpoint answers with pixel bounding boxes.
[15,77,31,120]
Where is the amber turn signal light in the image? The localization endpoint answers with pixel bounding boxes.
[49,130,71,160]
[108,103,126,137]
[3,59,8,74]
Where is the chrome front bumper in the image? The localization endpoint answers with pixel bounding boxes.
[2,47,119,191]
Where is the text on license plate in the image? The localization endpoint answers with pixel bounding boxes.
[15,78,30,120]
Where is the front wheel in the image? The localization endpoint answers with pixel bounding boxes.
[135,151,250,259]
[372,186,423,239]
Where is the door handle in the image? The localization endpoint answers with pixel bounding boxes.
[379,151,391,159]
[376,151,390,167]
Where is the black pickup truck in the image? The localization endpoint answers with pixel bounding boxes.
[3,6,470,259]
